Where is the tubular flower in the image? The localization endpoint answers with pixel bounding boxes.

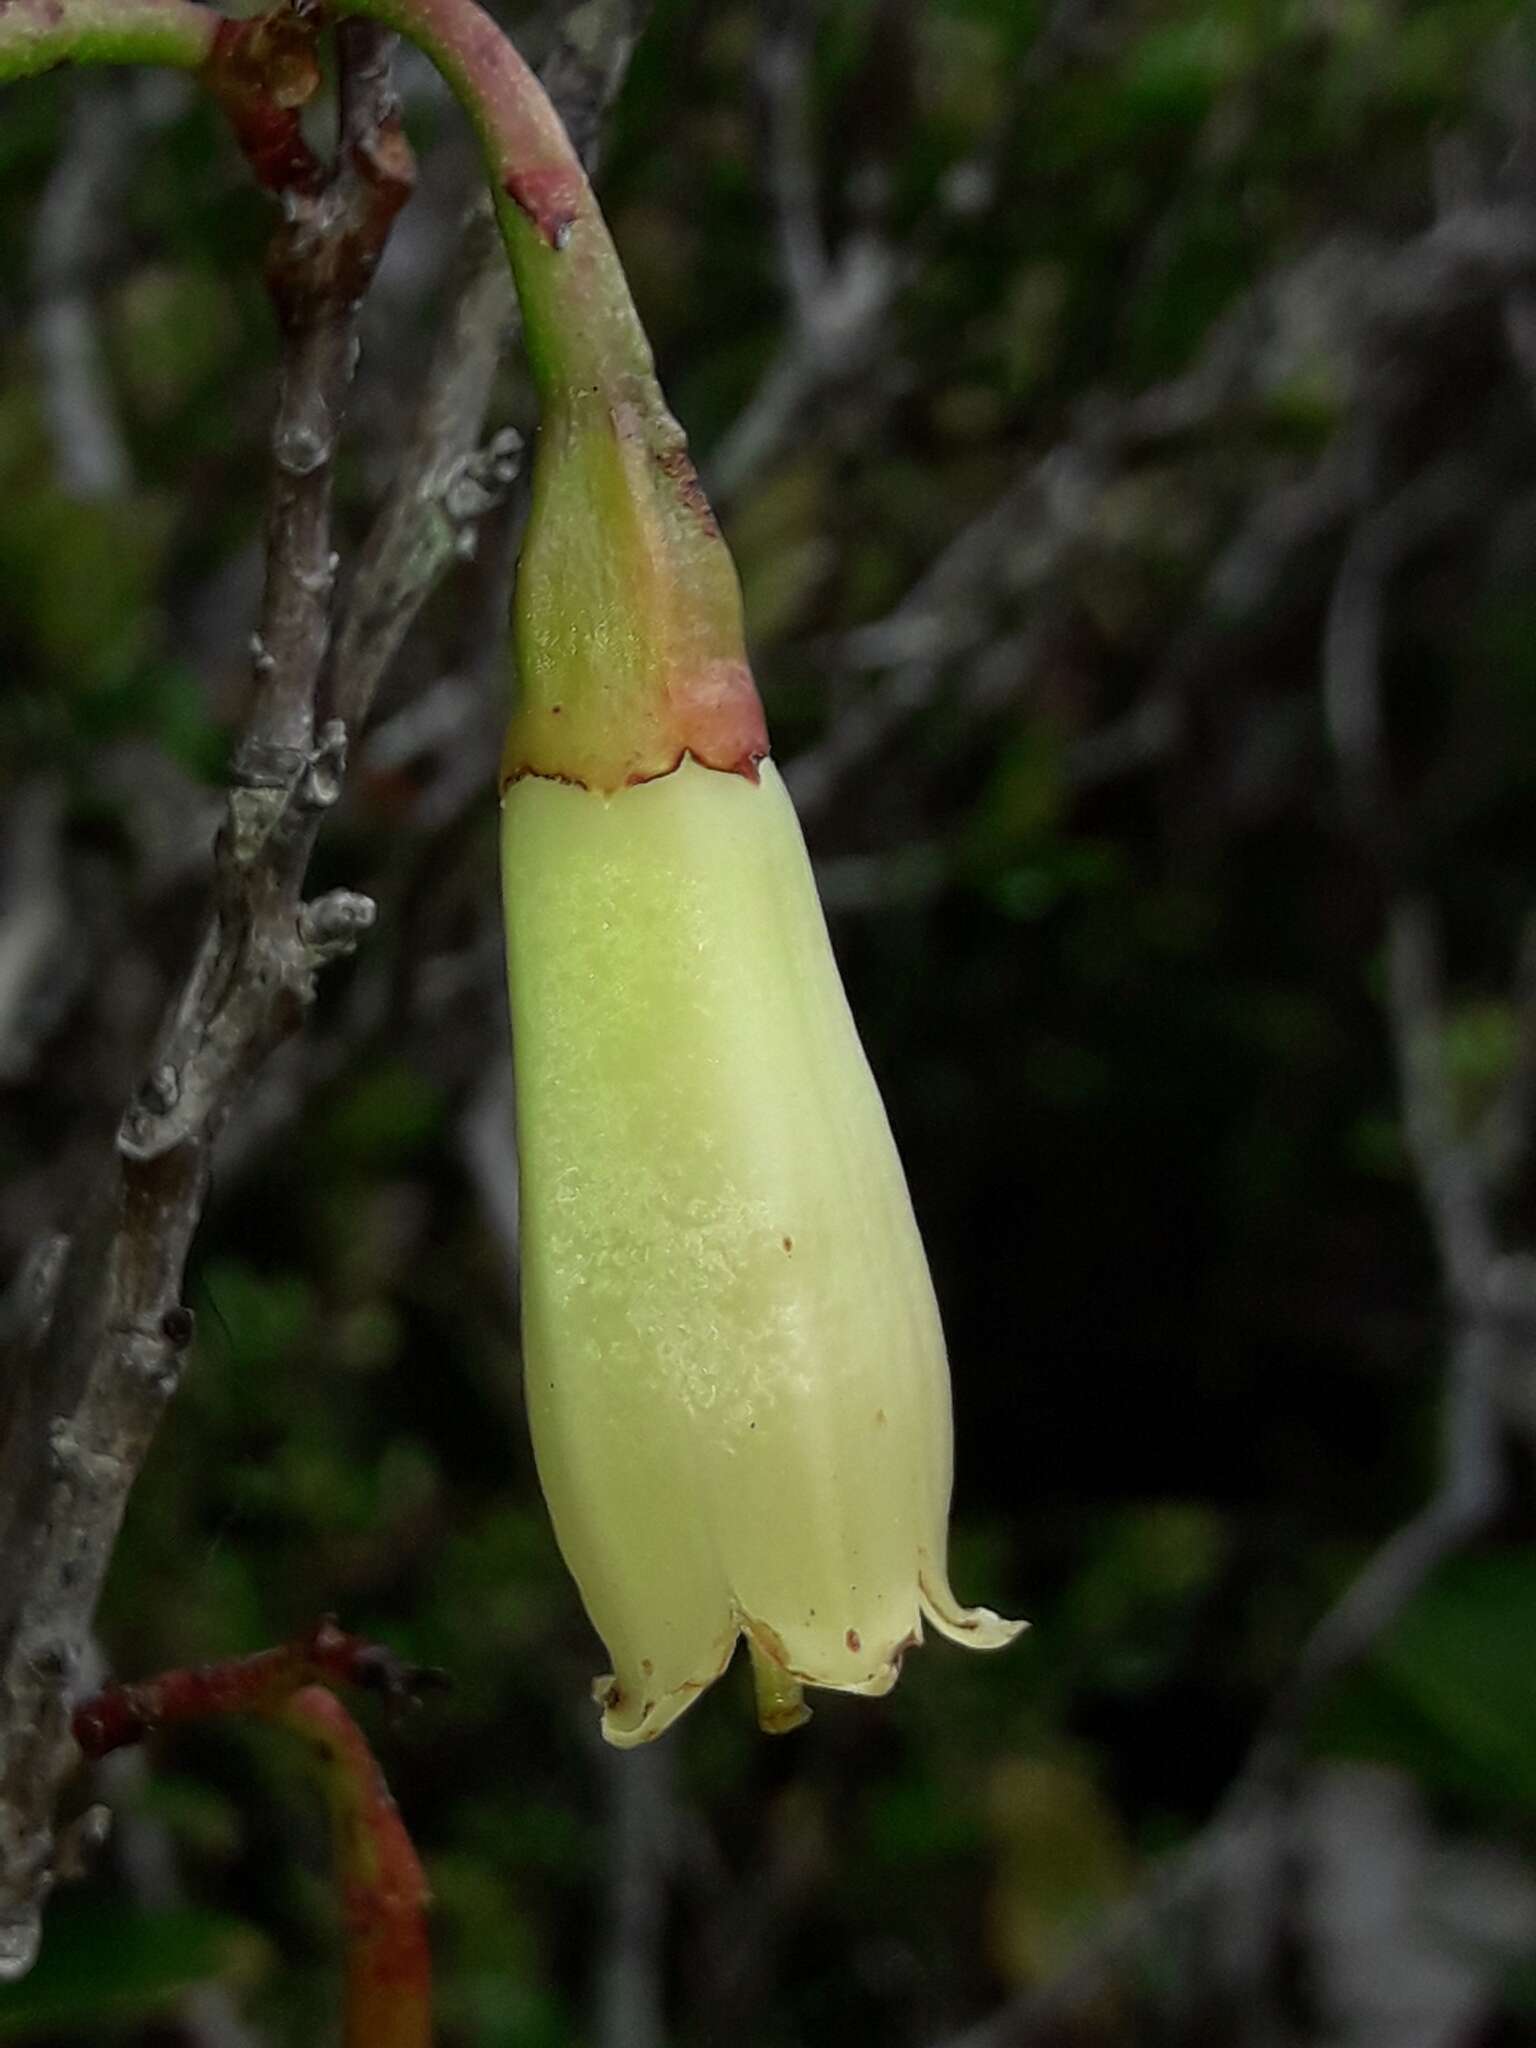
[503,759,1022,1744]
[497,252,1023,1748]
[339,0,1025,1741]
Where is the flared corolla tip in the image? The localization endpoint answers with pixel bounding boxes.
[593,1576,1026,1748]
[593,1634,738,1750]
[918,1563,1029,1652]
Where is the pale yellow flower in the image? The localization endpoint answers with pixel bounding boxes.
[398,0,1034,1741]
[502,754,1022,1744]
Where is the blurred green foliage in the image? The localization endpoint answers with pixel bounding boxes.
[0,1904,263,2039]
[3,0,1536,2042]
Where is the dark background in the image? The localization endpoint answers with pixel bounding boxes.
[3,0,1536,2041]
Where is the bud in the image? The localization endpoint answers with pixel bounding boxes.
[503,754,1022,1745]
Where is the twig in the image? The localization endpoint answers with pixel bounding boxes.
[0,28,414,1979]
[72,1617,444,1756]
[707,4,899,505]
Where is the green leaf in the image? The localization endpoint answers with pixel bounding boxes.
[0,1903,265,2039]
[1317,1553,1536,1814]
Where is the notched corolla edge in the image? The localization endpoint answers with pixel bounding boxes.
[502,754,1024,1748]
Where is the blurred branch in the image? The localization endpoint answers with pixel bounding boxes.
[328,200,524,740]
[760,4,829,323]
[708,6,900,505]
[791,196,1536,838]
[930,386,1535,2048]
[0,784,72,1085]
[786,454,1097,821]
[1478,912,1536,1188]
[679,1780,827,2042]
[537,0,650,169]
[460,1063,522,1303]
[102,1741,262,2048]
[595,1742,674,2048]
[0,29,413,1979]
[709,0,1159,511]
[29,82,133,499]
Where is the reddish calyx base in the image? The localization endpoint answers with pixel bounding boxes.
[500,655,770,792]
[501,390,772,793]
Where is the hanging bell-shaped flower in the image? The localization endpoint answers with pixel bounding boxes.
[426,0,1026,1742]
[504,744,1022,1743]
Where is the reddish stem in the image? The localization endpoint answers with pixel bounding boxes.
[329,0,654,402]
[70,1617,435,1757]
[73,1624,438,2045]
[277,1687,433,2048]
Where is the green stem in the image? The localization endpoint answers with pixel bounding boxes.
[0,0,648,409]
[329,0,653,409]
[0,0,217,81]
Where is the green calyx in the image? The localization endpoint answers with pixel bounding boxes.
[502,384,768,791]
